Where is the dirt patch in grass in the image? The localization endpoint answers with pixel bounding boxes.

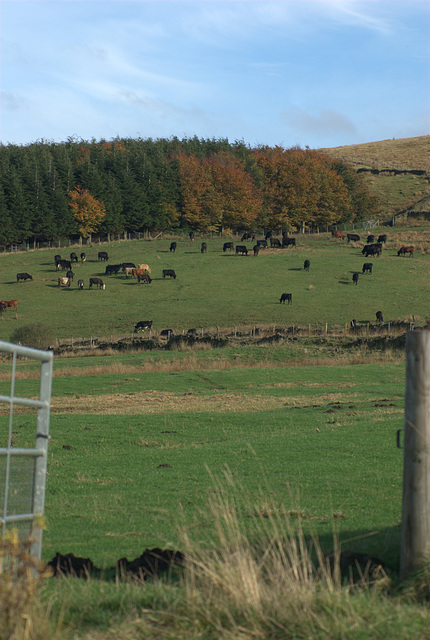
[43,390,361,414]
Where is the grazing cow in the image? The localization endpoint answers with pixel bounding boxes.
[169,242,177,253]
[280,293,292,304]
[98,251,109,261]
[223,242,234,252]
[70,252,78,262]
[362,244,382,257]
[366,235,375,243]
[16,272,33,282]
[253,245,260,256]
[376,311,384,323]
[352,272,359,285]
[124,267,135,277]
[241,232,255,241]
[398,245,414,257]
[282,237,296,248]
[137,264,151,273]
[378,234,387,243]
[187,328,197,336]
[78,279,84,290]
[57,277,70,288]
[121,262,136,273]
[189,231,195,241]
[362,263,373,274]
[162,269,176,279]
[256,239,268,248]
[0,302,7,316]
[235,245,248,255]
[335,231,344,240]
[347,233,360,242]
[265,231,273,240]
[57,259,72,271]
[270,237,282,248]
[80,252,86,262]
[105,264,122,275]
[201,242,207,253]
[54,254,61,264]
[137,272,152,284]
[304,259,310,271]
[66,270,75,282]
[1,299,18,311]
[134,320,152,332]
[160,329,173,338]
[89,277,105,289]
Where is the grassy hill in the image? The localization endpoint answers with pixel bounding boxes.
[319,136,430,217]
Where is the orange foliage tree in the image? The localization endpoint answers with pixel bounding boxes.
[68,185,106,237]
[253,147,354,230]
[178,152,262,232]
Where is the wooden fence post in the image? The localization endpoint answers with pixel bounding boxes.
[400,329,430,579]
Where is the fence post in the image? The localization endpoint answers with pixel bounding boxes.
[400,329,430,580]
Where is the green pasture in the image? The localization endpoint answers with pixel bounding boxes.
[3,357,406,573]
[0,229,428,341]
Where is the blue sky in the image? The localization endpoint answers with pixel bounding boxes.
[1,0,429,149]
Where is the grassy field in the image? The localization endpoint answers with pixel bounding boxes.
[0,225,429,342]
[1,221,429,639]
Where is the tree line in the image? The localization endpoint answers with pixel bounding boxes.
[0,136,380,245]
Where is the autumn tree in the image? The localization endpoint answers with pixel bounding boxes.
[178,151,261,232]
[68,185,106,237]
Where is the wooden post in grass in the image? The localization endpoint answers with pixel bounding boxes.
[400,329,430,580]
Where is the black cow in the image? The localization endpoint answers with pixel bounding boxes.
[362,263,373,274]
[304,259,310,271]
[121,262,136,272]
[265,231,273,240]
[366,235,375,243]
[376,311,384,323]
[137,272,152,284]
[223,242,234,252]
[66,270,75,282]
[134,320,152,332]
[70,252,78,262]
[235,245,248,255]
[347,233,360,242]
[282,237,296,248]
[201,242,207,253]
[241,232,255,241]
[160,329,173,338]
[270,237,282,248]
[77,279,84,290]
[0,302,7,316]
[16,272,33,282]
[253,245,260,256]
[54,254,61,264]
[169,242,177,252]
[378,234,387,243]
[105,264,122,275]
[280,293,292,304]
[89,277,105,289]
[80,252,86,262]
[98,251,109,261]
[362,243,382,257]
[352,272,359,285]
[162,269,176,279]
[58,259,72,270]
[189,231,195,241]
[256,239,267,248]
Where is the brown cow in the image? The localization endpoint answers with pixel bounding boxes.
[397,245,414,257]
[335,231,344,240]
[1,299,17,311]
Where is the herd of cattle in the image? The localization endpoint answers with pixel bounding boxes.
[5,229,418,329]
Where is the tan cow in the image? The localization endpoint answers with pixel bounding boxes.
[138,263,151,273]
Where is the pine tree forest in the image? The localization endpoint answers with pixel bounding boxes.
[0,136,380,246]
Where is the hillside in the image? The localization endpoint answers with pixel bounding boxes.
[319,136,430,217]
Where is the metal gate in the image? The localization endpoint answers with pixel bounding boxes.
[0,340,53,560]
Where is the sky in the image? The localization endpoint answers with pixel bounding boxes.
[1,0,429,150]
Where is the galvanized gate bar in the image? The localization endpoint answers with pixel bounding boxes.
[0,340,53,560]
